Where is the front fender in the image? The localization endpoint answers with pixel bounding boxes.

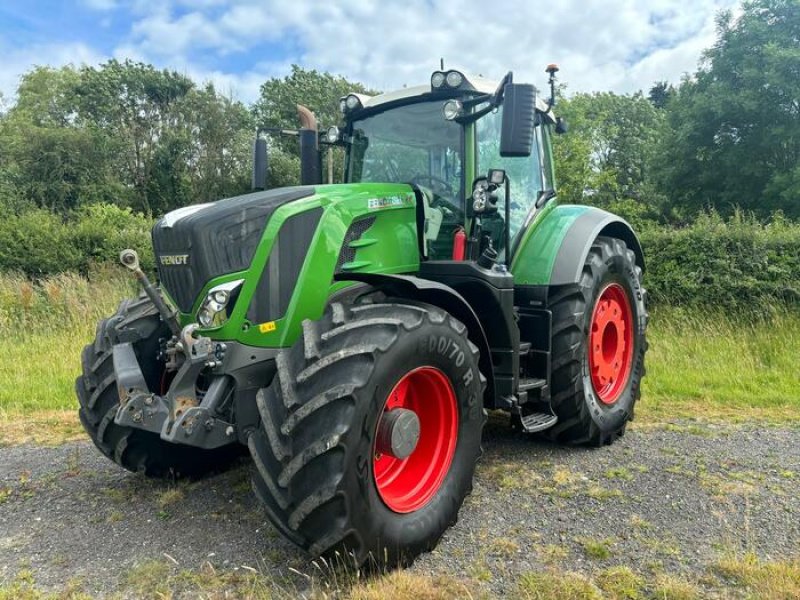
[510,204,644,286]
[333,272,495,408]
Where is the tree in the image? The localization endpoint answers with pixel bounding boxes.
[657,0,800,219]
[648,81,675,109]
[76,60,195,214]
[0,61,256,216]
[553,91,667,224]
[252,65,378,186]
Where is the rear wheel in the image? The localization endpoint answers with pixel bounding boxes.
[248,300,486,568]
[547,236,647,446]
[76,294,241,478]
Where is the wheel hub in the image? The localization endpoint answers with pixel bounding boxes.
[373,366,459,513]
[375,408,421,460]
[589,283,634,405]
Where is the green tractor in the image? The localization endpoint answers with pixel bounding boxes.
[77,66,647,568]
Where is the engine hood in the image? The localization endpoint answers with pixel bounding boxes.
[152,186,315,312]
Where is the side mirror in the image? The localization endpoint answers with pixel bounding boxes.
[555,116,568,135]
[252,134,268,191]
[500,83,536,157]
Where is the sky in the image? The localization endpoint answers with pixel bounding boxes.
[0,0,740,106]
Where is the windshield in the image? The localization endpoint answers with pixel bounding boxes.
[347,101,463,202]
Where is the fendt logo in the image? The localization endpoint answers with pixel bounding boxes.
[159,254,189,266]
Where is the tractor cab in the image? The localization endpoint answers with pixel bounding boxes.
[332,69,559,265]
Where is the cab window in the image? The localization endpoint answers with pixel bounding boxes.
[476,107,545,241]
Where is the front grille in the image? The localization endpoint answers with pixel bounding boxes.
[246,208,323,324]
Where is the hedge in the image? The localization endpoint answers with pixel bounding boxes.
[0,204,797,310]
[0,204,154,275]
[639,212,800,310]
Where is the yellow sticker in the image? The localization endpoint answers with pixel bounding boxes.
[259,321,277,333]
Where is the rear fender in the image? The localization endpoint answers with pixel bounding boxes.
[511,204,644,286]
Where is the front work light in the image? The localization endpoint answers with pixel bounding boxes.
[326,126,340,143]
[197,279,244,328]
[442,99,463,121]
[431,71,446,89]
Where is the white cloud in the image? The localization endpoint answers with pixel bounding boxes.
[117,0,739,102]
[0,0,741,105]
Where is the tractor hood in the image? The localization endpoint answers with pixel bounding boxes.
[152,186,315,312]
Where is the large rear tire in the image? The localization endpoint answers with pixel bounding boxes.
[248,300,486,568]
[547,236,648,446]
[76,294,241,478]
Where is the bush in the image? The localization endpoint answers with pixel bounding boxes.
[0,203,153,275]
[641,211,800,310]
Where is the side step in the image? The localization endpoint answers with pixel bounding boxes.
[519,377,546,392]
[519,412,558,433]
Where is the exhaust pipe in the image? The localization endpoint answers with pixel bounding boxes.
[297,104,322,186]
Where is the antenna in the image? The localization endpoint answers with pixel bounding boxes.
[546,64,560,111]
[440,57,444,70]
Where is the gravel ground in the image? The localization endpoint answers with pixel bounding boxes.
[1,419,799,597]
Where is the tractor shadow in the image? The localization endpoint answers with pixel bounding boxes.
[480,410,594,459]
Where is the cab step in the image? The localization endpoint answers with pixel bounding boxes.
[519,412,558,433]
[519,377,547,392]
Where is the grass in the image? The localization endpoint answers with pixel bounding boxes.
[2,552,800,599]
[640,305,800,423]
[0,270,798,443]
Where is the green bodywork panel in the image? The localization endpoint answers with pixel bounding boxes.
[175,183,419,348]
[509,203,591,285]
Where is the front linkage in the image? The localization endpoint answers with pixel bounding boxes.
[114,249,236,450]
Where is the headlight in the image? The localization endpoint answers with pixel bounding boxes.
[196,279,244,329]
[326,126,340,143]
[431,71,446,89]
[445,70,464,88]
[442,99,463,121]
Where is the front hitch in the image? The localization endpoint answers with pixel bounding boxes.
[113,324,236,449]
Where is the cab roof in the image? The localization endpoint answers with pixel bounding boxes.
[355,73,556,123]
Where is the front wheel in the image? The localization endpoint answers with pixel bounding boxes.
[547,236,648,446]
[248,300,486,568]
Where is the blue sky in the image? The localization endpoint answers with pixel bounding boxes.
[0,0,740,106]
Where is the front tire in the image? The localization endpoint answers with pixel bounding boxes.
[76,294,241,478]
[248,300,486,568]
[547,236,648,446]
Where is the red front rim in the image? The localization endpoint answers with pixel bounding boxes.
[589,283,634,405]
[373,367,458,513]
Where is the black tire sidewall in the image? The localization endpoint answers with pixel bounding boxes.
[344,316,483,560]
[580,244,646,432]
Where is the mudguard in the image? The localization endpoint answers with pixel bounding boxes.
[510,204,645,286]
[333,272,495,407]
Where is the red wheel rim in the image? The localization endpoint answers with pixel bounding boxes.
[373,367,458,513]
[589,283,634,405]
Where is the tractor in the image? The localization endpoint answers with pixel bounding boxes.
[76,66,648,568]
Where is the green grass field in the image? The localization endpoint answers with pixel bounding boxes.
[0,271,798,445]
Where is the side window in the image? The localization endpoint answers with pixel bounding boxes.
[476,108,544,241]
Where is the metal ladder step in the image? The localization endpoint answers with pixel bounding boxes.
[519,412,558,433]
[519,377,547,392]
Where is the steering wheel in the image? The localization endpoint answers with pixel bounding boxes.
[411,175,462,216]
